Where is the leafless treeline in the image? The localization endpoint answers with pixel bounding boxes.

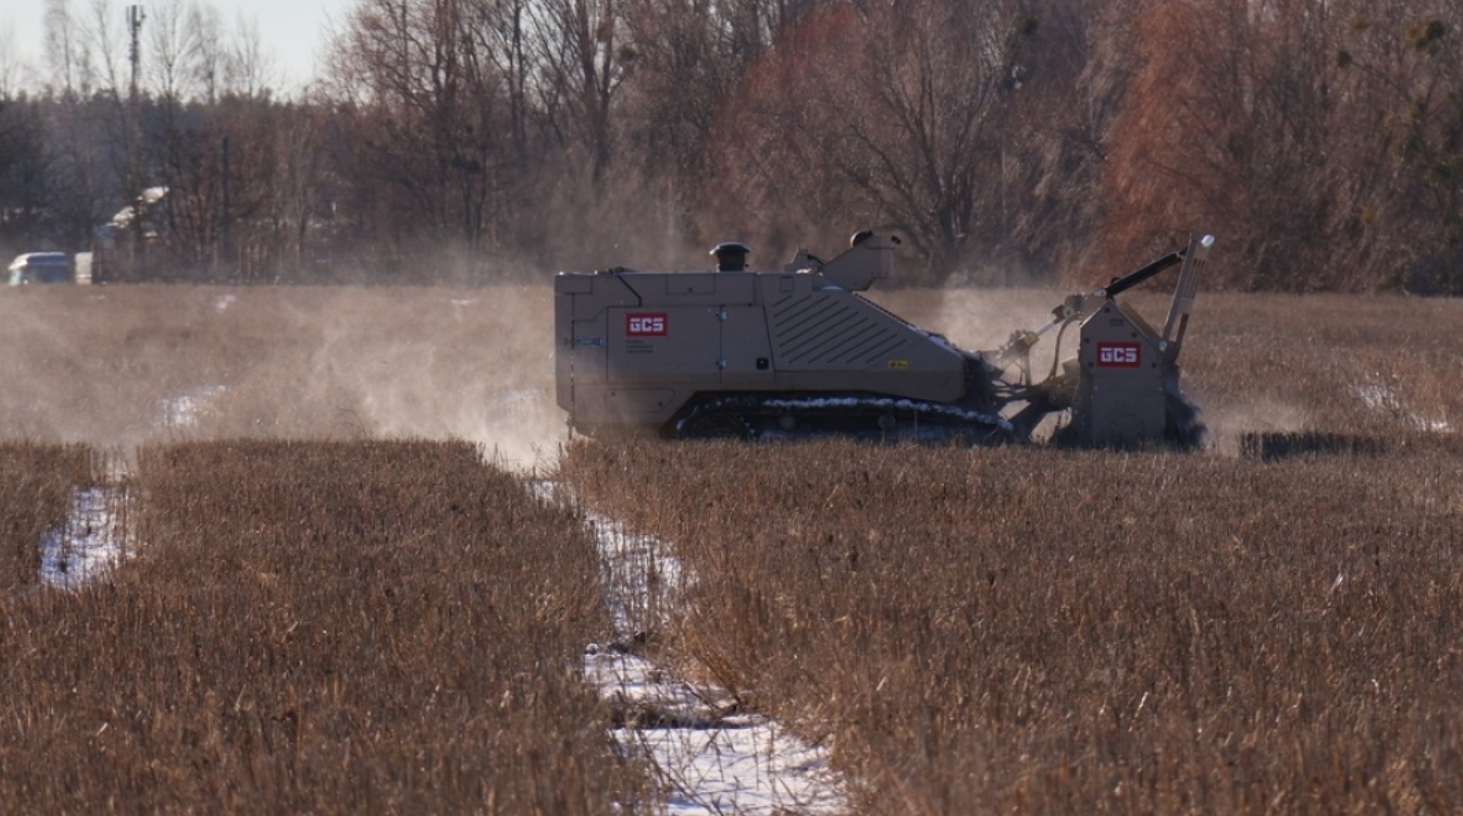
[1,0,1460,291]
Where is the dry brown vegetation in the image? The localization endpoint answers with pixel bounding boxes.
[563,445,1463,813]
[0,443,92,593]
[0,439,650,813]
[561,291,1463,813]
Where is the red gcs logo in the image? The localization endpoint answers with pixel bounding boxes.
[1096,341,1141,367]
[626,313,668,337]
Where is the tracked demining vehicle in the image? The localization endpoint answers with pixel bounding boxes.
[554,231,1215,447]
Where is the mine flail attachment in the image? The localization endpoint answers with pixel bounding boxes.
[1161,234,1215,359]
[985,233,1216,449]
[1047,370,1206,450]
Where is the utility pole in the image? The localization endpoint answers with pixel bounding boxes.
[127,5,145,101]
[127,5,146,279]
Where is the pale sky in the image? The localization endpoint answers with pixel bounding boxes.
[3,0,349,94]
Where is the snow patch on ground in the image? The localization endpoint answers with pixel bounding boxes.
[39,486,132,589]
[449,298,479,322]
[533,483,848,814]
[588,648,846,815]
[757,395,1010,429]
[1354,384,1453,433]
[585,512,685,637]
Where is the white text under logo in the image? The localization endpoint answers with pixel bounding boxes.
[1096,341,1142,367]
[626,313,668,337]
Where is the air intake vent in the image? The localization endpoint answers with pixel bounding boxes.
[770,294,905,367]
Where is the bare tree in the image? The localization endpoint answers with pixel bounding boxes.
[1090,0,1461,292]
[614,0,826,239]
[0,98,49,246]
[529,0,632,185]
[44,0,82,95]
[707,0,1034,281]
[145,0,203,102]
[77,0,128,97]
[1336,4,1463,293]
[324,0,538,270]
[10,0,1460,288]
[222,14,277,98]
[188,2,224,103]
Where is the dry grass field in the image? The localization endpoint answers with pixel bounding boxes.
[561,289,1463,813]
[1,281,1461,813]
[563,439,1463,813]
[0,439,650,812]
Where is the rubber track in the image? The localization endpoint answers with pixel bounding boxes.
[673,394,1016,445]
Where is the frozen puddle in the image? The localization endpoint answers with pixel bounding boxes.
[39,486,132,588]
[580,511,847,815]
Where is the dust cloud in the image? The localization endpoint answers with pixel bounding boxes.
[2,279,1326,465]
[0,284,569,471]
[870,286,1067,354]
[3,280,1066,470]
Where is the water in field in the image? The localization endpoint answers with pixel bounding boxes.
[38,486,131,588]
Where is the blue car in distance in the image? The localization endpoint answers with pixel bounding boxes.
[7,252,71,285]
